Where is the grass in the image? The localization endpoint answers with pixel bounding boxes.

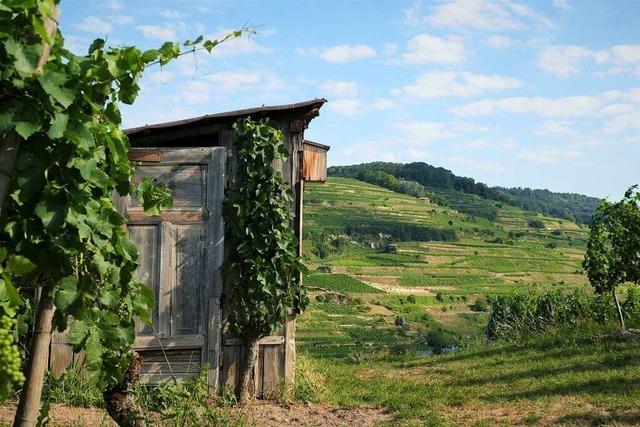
[296,177,639,424]
[304,272,382,293]
[300,328,640,425]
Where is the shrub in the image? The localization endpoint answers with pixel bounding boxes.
[471,298,488,312]
[436,292,444,302]
[406,294,416,304]
[290,355,327,403]
[135,365,243,426]
[426,329,457,354]
[486,289,621,340]
[527,219,545,229]
[43,369,103,408]
[623,287,640,319]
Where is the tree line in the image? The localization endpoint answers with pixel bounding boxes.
[329,162,602,224]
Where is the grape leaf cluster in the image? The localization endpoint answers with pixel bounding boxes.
[0,0,245,397]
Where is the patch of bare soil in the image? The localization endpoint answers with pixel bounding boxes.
[0,402,116,426]
[241,402,391,427]
[368,304,395,316]
[1,402,391,427]
[438,396,640,426]
[360,279,436,295]
[425,306,474,328]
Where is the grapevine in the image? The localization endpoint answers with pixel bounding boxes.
[0,312,24,400]
[0,0,248,416]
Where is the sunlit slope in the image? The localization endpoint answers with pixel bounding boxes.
[303,177,589,295]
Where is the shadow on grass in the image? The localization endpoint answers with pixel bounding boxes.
[398,333,637,371]
[450,352,639,387]
[487,376,640,402]
[553,409,640,426]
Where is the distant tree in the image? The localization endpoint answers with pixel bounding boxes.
[583,185,640,331]
[527,219,545,229]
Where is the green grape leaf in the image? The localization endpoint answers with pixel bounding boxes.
[39,71,75,108]
[47,112,69,139]
[54,275,78,311]
[68,320,89,346]
[7,255,36,276]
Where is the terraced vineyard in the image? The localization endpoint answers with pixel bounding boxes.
[299,177,590,359]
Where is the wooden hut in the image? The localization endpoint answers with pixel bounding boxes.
[49,99,329,397]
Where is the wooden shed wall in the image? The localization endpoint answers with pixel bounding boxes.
[217,123,303,396]
[302,143,328,182]
[49,116,306,398]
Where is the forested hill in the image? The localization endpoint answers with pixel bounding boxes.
[328,162,602,224]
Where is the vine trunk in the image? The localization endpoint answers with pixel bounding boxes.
[239,337,261,403]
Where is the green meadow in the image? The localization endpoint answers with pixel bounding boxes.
[296,177,639,425]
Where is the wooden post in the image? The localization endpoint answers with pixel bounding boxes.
[13,289,56,427]
[0,6,59,218]
[11,7,60,427]
[613,288,626,332]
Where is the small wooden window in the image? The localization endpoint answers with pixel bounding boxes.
[302,140,329,182]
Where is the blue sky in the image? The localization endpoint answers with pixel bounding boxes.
[59,0,640,199]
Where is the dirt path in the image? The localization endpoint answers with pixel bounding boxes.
[0,402,391,427]
[358,277,456,295]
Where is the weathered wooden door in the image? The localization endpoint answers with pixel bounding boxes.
[114,147,225,385]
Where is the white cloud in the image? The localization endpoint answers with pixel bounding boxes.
[452,95,602,117]
[445,156,506,172]
[534,121,605,148]
[401,33,466,64]
[400,71,523,99]
[316,44,377,63]
[517,147,583,164]
[394,121,457,144]
[76,16,113,34]
[552,0,571,10]
[535,121,576,137]
[452,88,640,123]
[625,136,640,144]
[594,50,611,64]
[159,10,184,19]
[383,43,398,56]
[318,80,359,98]
[64,35,92,55]
[328,99,363,115]
[148,71,175,84]
[600,103,636,116]
[206,30,273,58]
[108,15,134,25]
[411,0,553,31]
[604,111,640,133]
[373,98,396,110]
[463,138,515,150]
[485,35,514,48]
[584,45,640,76]
[608,45,640,65]
[179,81,212,104]
[205,69,287,93]
[537,45,592,77]
[103,0,122,10]
[137,25,177,40]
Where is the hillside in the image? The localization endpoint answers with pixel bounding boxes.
[296,177,638,424]
[300,177,589,351]
[328,162,602,224]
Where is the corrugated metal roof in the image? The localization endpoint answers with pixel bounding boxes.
[304,140,330,151]
[125,98,327,137]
